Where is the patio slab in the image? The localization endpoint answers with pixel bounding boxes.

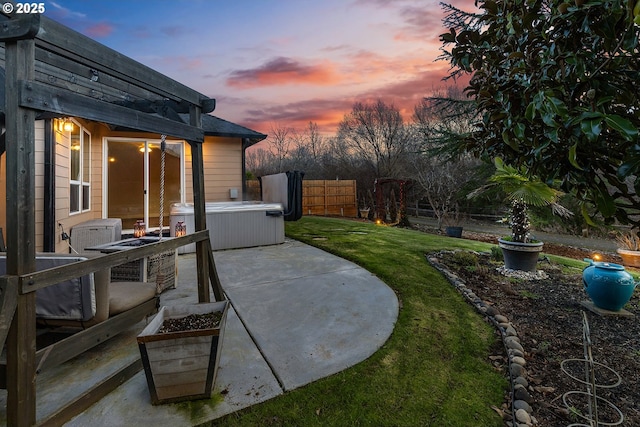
[0,239,398,426]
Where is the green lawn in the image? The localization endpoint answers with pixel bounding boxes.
[207,217,508,426]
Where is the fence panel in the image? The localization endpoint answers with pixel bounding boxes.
[303,180,358,217]
[246,179,358,217]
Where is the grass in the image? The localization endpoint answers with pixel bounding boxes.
[205,217,508,426]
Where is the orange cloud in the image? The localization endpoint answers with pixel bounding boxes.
[226,57,340,89]
[236,67,471,137]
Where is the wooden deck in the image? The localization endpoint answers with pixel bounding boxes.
[0,240,224,426]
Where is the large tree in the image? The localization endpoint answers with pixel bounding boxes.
[337,99,412,178]
[440,0,640,225]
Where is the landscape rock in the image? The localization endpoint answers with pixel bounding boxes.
[495,314,509,323]
[515,408,532,424]
[511,356,526,366]
[513,400,532,413]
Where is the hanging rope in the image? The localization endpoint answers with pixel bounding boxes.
[159,134,166,240]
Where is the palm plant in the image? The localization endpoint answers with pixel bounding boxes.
[470,158,572,243]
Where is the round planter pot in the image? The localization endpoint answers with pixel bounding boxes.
[498,238,544,272]
[445,226,463,238]
[616,248,640,268]
[583,259,637,311]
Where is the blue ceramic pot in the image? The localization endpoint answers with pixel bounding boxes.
[583,259,637,311]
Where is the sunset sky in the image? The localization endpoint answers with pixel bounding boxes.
[44,0,478,140]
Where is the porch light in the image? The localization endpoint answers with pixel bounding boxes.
[175,221,186,237]
[63,120,74,132]
[133,220,146,238]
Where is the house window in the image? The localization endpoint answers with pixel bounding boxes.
[69,123,91,214]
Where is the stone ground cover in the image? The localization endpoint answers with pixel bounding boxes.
[430,241,640,426]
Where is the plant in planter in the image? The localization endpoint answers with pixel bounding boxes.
[442,204,465,238]
[616,229,640,268]
[470,158,572,271]
[358,196,370,219]
[137,300,228,405]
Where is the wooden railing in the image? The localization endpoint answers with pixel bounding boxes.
[0,230,222,426]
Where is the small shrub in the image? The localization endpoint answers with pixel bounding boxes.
[452,251,478,267]
[490,246,503,261]
[519,290,539,299]
[616,229,640,250]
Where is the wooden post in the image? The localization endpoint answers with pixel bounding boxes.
[5,37,38,426]
[188,105,211,303]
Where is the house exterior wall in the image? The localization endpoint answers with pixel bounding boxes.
[183,136,243,203]
[0,120,246,254]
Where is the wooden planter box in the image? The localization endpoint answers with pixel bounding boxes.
[137,301,228,405]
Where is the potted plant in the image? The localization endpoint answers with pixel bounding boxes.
[616,229,640,268]
[442,204,465,238]
[359,196,370,219]
[470,158,572,271]
[137,300,228,405]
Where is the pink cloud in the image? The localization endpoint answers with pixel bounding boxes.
[393,6,447,42]
[226,57,340,89]
[242,97,356,134]
[84,22,114,38]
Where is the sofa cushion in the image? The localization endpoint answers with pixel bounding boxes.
[0,254,96,322]
[109,281,157,316]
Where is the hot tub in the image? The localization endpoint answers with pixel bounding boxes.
[170,202,285,253]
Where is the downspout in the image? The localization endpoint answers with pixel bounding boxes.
[43,119,55,252]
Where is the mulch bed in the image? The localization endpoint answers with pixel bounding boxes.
[426,231,640,426]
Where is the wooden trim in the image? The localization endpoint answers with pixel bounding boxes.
[19,81,205,142]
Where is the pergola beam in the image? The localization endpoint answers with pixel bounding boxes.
[19,80,205,142]
[34,16,209,106]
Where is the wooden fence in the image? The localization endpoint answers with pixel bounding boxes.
[247,179,358,217]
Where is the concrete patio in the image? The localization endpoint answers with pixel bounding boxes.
[0,238,398,426]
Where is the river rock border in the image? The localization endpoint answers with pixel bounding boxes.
[426,251,537,427]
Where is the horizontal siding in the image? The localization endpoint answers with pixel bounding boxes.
[184,136,243,203]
